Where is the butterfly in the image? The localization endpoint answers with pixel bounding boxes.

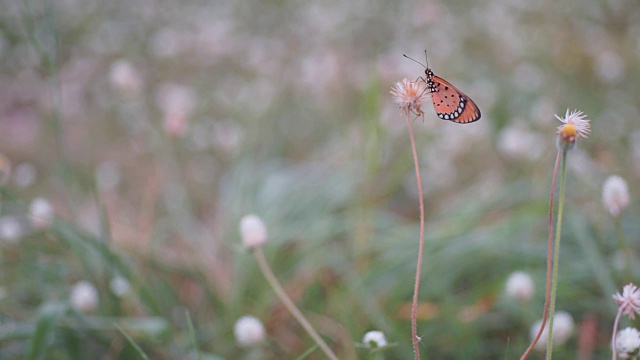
[404,54,481,124]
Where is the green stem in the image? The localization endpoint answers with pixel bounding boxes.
[253,249,339,360]
[520,150,561,360]
[546,149,567,360]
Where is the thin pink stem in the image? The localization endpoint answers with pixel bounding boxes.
[611,309,623,360]
[406,113,425,360]
[520,150,561,360]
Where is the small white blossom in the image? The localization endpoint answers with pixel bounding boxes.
[504,271,535,302]
[614,284,640,320]
[29,197,54,229]
[109,276,131,297]
[554,109,591,139]
[109,59,142,95]
[617,327,640,359]
[390,78,428,119]
[531,311,574,350]
[0,216,24,243]
[363,330,388,348]
[233,315,266,346]
[69,281,98,312]
[602,175,630,217]
[239,214,267,249]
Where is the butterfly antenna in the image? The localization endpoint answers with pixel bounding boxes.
[424,49,429,69]
[403,54,427,68]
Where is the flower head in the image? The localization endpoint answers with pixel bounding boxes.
[613,284,640,320]
[504,271,535,302]
[616,327,640,358]
[602,175,630,217]
[555,109,590,149]
[110,276,131,297]
[530,311,574,350]
[69,280,98,312]
[0,216,24,243]
[362,330,388,348]
[233,315,266,346]
[109,59,142,95]
[390,78,428,120]
[239,214,267,249]
[29,197,54,229]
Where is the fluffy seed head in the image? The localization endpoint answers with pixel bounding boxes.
[390,78,428,119]
[504,271,535,302]
[530,311,574,350]
[29,197,54,229]
[362,330,388,348]
[602,175,630,217]
[239,214,267,249]
[69,280,98,312]
[233,315,266,346]
[616,327,640,358]
[613,284,640,320]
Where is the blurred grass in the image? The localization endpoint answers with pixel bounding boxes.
[1,0,639,358]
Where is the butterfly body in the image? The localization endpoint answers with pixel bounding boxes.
[424,68,481,124]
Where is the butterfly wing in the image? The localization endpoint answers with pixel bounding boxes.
[429,75,481,124]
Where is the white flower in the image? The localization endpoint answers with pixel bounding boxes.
[613,284,640,320]
[555,109,591,150]
[617,327,640,358]
[0,216,24,243]
[109,59,142,95]
[29,197,54,229]
[554,109,591,139]
[504,271,535,302]
[156,83,195,137]
[233,315,266,346]
[602,175,630,217]
[69,281,98,312]
[530,311,574,350]
[362,330,388,348]
[109,276,131,297]
[239,214,267,249]
[390,78,428,119]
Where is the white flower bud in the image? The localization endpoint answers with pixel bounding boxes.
[504,271,535,302]
[29,197,54,229]
[602,175,630,217]
[70,281,98,312]
[362,330,387,348]
[233,315,266,346]
[530,311,574,350]
[109,276,131,297]
[240,214,267,249]
[617,327,640,358]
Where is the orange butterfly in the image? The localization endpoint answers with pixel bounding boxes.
[404,54,481,124]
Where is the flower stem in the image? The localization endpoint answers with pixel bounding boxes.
[545,148,568,360]
[405,113,425,360]
[611,309,623,360]
[252,249,339,360]
[520,150,561,360]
